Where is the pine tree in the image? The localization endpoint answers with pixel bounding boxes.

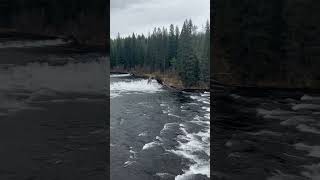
[110,19,210,88]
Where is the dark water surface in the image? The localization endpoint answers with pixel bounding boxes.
[0,38,108,180]
[213,90,320,180]
[110,75,210,180]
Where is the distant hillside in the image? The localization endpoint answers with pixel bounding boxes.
[0,0,108,47]
[213,0,320,89]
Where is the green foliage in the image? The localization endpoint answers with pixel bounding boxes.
[111,19,210,88]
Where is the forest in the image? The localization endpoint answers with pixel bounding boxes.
[110,19,210,88]
[213,0,320,89]
[0,0,107,46]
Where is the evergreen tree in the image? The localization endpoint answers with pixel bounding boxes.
[110,19,210,88]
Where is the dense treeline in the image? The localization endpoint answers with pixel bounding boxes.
[0,0,107,46]
[214,0,320,88]
[111,19,210,88]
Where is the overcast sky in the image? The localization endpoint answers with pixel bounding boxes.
[111,0,210,38]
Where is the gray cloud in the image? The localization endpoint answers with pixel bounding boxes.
[111,0,210,38]
[111,0,147,10]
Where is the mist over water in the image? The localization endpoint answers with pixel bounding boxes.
[110,75,210,180]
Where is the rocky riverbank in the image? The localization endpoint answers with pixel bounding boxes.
[0,30,106,49]
[111,69,210,92]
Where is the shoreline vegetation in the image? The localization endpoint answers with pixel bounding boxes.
[0,29,106,52]
[111,19,210,91]
[0,0,107,47]
[111,69,209,92]
[214,0,320,90]
[111,69,319,94]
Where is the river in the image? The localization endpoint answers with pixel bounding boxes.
[110,74,210,180]
[0,37,108,180]
[213,89,320,180]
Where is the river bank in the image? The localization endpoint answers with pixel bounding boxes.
[111,69,320,94]
[0,31,107,65]
[0,30,107,52]
[0,0,107,47]
[110,69,209,92]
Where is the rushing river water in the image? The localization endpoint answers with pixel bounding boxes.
[110,74,210,180]
[213,90,320,180]
[0,38,108,179]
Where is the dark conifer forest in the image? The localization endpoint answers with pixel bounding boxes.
[110,19,210,88]
[0,0,107,46]
[213,0,320,89]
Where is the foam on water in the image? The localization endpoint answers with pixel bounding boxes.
[155,172,172,178]
[160,123,179,135]
[235,92,320,179]
[168,113,181,118]
[301,163,320,180]
[294,143,320,158]
[204,113,210,119]
[190,95,210,104]
[296,124,320,135]
[191,113,210,126]
[171,123,210,179]
[257,97,320,132]
[161,103,178,117]
[138,132,148,137]
[170,93,210,179]
[160,103,168,107]
[142,142,160,150]
[123,146,138,168]
[202,107,210,112]
[292,104,320,111]
[123,160,136,168]
[142,136,163,150]
[230,94,241,99]
[110,73,131,78]
[187,102,198,105]
[111,84,210,178]
[110,79,162,98]
[129,147,137,159]
[301,94,320,101]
